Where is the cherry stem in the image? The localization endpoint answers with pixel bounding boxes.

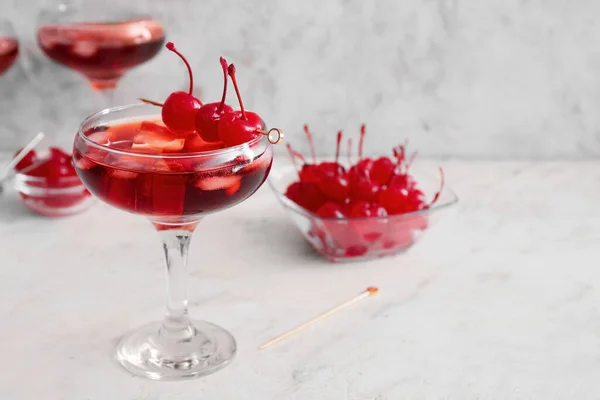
[407,151,418,172]
[303,124,316,164]
[358,124,366,161]
[335,131,342,173]
[393,143,408,173]
[228,64,247,120]
[217,57,229,113]
[429,167,445,206]
[138,98,164,107]
[387,144,408,186]
[293,149,306,164]
[347,137,353,166]
[286,144,301,179]
[166,42,197,99]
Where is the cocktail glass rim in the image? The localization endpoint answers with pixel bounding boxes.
[78,103,266,159]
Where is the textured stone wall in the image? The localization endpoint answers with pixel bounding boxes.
[2,0,599,158]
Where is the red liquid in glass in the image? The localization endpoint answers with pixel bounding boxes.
[0,36,18,76]
[37,19,164,90]
[73,120,272,217]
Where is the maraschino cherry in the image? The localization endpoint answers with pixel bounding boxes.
[285,181,326,213]
[151,42,202,134]
[316,202,346,218]
[348,201,388,242]
[348,125,378,201]
[370,156,395,186]
[299,125,319,183]
[314,131,350,203]
[195,57,234,142]
[218,64,264,146]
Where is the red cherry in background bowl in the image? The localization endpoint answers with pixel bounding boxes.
[12,146,94,217]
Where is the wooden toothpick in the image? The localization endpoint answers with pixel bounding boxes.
[259,287,379,350]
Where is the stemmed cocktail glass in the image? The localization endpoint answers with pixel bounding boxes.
[37,1,165,105]
[73,104,274,380]
[0,19,19,78]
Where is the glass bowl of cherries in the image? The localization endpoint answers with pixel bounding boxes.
[268,125,458,263]
[12,146,95,217]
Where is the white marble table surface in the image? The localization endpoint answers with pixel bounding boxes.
[1,159,599,400]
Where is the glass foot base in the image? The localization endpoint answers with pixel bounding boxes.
[116,320,237,380]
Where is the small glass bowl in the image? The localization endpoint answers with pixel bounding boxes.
[13,168,95,218]
[268,159,459,263]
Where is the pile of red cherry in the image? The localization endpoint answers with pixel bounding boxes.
[137,42,280,151]
[284,125,444,259]
[13,146,91,216]
[15,146,76,181]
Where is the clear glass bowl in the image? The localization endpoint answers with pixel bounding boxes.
[13,150,95,217]
[268,159,459,263]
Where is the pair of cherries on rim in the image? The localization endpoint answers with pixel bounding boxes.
[285,125,444,220]
[140,42,282,147]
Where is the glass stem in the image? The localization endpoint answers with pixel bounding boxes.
[98,88,116,110]
[157,226,197,340]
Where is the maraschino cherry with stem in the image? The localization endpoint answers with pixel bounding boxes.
[354,125,374,174]
[195,57,233,142]
[299,125,319,183]
[314,131,350,203]
[304,124,317,164]
[139,42,202,135]
[161,42,202,134]
[218,64,284,145]
[218,64,264,146]
[285,143,326,212]
[348,125,379,202]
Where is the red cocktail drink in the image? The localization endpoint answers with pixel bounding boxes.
[38,19,164,90]
[73,119,272,220]
[0,36,18,76]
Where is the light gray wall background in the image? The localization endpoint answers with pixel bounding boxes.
[1,0,599,158]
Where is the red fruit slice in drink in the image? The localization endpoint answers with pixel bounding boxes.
[87,130,113,146]
[72,42,97,58]
[132,121,185,153]
[183,134,225,153]
[107,168,139,179]
[193,175,242,194]
[105,168,138,211]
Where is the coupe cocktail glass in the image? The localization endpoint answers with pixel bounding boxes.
[37,1,165,103]
[73,104,273,380]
